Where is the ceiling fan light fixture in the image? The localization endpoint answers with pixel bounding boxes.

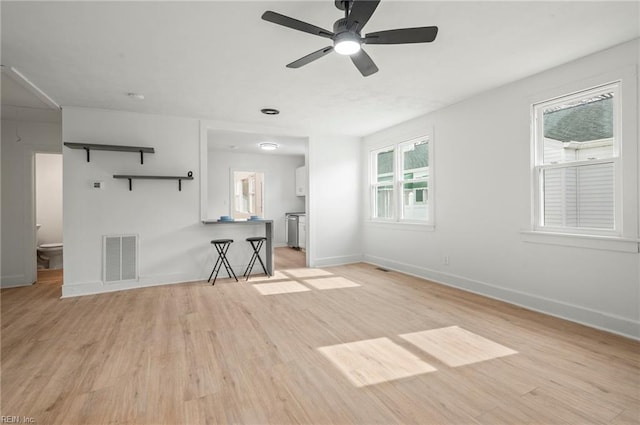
[334,32,361,55]
[262,0,438,76]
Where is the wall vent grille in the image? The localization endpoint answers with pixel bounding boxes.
[103,235,138,283]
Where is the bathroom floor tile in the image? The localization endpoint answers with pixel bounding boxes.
[303,276,361,290]
[252,281,311,296]
[318,337,436,387]
[399,326,517,367]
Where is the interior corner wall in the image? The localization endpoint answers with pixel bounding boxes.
[308,134,362,267]
[1,119,62,287]
[62,107,208,296]
[361,39,640,339]
[62,108,362,297]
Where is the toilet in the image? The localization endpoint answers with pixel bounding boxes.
[37,243,63,270]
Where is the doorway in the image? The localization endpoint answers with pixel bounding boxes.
[202,126,309,268]
[35,152,63,273]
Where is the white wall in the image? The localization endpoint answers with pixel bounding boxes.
[35,153,63,245]
[1,119,62,287]
[207,150,305,246]
[362,40,640,339]
[308,134,362,267]
[62,108,363,296]
[62,107,211,296]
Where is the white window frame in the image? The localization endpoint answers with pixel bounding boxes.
[532,81,622,237]
[370,145,395,222]
[370,134,434,225]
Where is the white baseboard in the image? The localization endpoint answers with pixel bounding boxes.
[60,267,265,298]
[61,271,206,298]
[363,254,640,341]
[0,275,34,288]
[312,254,363,268]
[59,253,639,340]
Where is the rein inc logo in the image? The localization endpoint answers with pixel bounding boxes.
[1,417,35,424]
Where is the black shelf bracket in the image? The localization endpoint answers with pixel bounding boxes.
[113,171,194,192]
[64,142,155,164]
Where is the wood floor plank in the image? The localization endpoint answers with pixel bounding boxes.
[274,247,306,270]
[1,262,638,424]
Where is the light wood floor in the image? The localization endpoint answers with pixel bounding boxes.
[1,263,638,424]
[35,268,64,285]
[274,246,306,270]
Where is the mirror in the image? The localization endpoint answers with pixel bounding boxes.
[232,171,264,219]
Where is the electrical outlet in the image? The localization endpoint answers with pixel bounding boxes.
[92,181,104,189]
[443,256,450,265]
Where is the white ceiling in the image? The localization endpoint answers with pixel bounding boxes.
[1,1,638,136]
[1,70,62,122]
[208,128,307,156]
[1,71,49,109]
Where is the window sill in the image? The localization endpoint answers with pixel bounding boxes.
[520,230,639,253]
[366,220,435,232]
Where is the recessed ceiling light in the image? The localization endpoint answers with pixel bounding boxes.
[260,142,279,151]
[261,108,280,115]
[127,92,145,100]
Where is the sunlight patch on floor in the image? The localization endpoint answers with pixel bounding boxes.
[252,281,311,295]
[248,271,289,282]
[318,337,437,387]
[283,268,334,278]
[304,276,361,290]
[400,326,517,367]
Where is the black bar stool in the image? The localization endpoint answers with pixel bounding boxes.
[243,237,269,280]
[208,239,238,285]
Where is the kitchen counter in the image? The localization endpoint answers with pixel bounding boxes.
[202,219,273,224]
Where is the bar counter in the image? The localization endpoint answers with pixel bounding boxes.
[202,219,273,275]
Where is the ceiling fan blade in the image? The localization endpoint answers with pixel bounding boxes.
[262,11,334,39]
[286,46,334,68]
[347,0,380,32]
[365,26,438,44]
[350,49,378,77]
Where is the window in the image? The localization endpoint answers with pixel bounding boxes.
[532,82,620,235]
[370,135,433,223]
[371,146,395,219]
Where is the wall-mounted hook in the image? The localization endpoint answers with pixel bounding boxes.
[15,127,22,143]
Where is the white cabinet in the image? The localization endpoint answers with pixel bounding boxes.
[298,215,306,250]
[295,166,307,197]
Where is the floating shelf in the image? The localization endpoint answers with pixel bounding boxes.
[64,142,155,164]
[113,172,194,191]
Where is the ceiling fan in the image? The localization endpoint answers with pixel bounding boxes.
[262,0,438,77]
